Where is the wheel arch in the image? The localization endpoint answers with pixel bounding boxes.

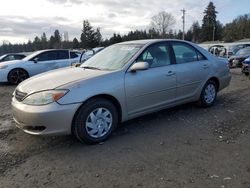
[72,94,123,129]
[208,76,220,91]
[7,67,30,79]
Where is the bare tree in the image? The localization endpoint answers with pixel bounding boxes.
[150,11,176,37]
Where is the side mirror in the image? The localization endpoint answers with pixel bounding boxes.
[71,62,81,67]
[130,62,149,72]
[33,58,39,63]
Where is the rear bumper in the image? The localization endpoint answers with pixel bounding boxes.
[219,74,231,91]
[12,98,81,135]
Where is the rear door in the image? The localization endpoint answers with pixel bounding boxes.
[52,50,71,69]
[170,42,211,100]
[125,42,177,117]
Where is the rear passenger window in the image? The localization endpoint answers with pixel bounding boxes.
[172,42,206,63]
[57,51,69,60]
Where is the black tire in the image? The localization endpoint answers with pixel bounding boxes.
[198,80,218,107]
[244,72,249,76]
[72,98,118,144]
[7,68,29,85]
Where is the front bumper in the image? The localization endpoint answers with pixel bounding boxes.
[0,69,9,82]
[12,98,81,135]
[242,64,249,73]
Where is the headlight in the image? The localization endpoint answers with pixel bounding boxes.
[0,65,8,69]
[22,90,68,105]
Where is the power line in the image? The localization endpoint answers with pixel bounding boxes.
[181,9,186,40]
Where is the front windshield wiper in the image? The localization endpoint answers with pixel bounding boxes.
[81,66,101,70]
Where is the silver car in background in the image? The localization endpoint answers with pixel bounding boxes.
[12,39,231,144]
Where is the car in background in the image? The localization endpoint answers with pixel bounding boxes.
[0,49,80,84]
[242,56,250,76]
[208,45,227,57]
[11,39,231,144]
[227,44,250,57]
[228,47,250,68]
[80,47,104,62]
[0,53,26,62]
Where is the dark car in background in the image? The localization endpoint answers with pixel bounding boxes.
[228,47,250,68]
[227,44,250,57]
[0,53,26,62]
[242,56,250,76]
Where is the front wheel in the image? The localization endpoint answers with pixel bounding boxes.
[244,72,249,76]
[72,98,118,144]
[198,80,218,107]
[8,68,29,85]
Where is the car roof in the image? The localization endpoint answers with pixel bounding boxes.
[35,49,69,53]
[117,39,187,46]
[5,53,26,56]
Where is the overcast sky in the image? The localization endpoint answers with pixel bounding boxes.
[0,0,249,44]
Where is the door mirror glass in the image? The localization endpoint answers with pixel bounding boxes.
[130,62,149,72]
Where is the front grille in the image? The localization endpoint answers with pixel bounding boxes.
[15,90,27,102]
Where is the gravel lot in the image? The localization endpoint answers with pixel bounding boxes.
[0,69,250,188]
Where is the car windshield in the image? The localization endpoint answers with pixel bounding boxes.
[23,51,43,61]
[236,48,250,56]
[80,44,142,70]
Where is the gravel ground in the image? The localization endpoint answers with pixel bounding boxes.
[0,69,250,188]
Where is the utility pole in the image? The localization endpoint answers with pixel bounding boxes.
[181,9,186,40]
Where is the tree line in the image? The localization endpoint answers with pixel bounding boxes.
[1,1,250,55]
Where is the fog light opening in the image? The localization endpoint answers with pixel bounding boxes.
[23,126,46,132]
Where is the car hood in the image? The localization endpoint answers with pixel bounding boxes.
[229,55,249,60]
[17,67,111,94]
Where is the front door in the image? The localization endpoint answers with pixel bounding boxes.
[29,51,58,76]
[125,42,177,117]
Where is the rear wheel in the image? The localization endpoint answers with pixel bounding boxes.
[72,98,118,144]
[198,80,217,107]
[8,68,29,85]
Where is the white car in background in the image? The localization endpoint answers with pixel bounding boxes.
[0,49,80,84]
[80,47,104,62]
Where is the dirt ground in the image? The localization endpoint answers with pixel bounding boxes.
[0,69,250,188]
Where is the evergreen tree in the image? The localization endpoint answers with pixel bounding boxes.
[201,1,218,42]
[80,20,102,49]
[223,14,250,42]
[191,21,202,43]
[41,32,48,49]
[72,38,79,49]
[33,36,41,50]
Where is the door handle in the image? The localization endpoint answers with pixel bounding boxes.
[203,64,209,69]
[166,71,175,76]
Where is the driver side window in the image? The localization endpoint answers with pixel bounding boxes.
[137,43,171,68]
[34,51,57,61]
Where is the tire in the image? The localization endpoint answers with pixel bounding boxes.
[244,72,249,76]
[72,98,118,144]
[8,68,29,85]
[198,80,218,107]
